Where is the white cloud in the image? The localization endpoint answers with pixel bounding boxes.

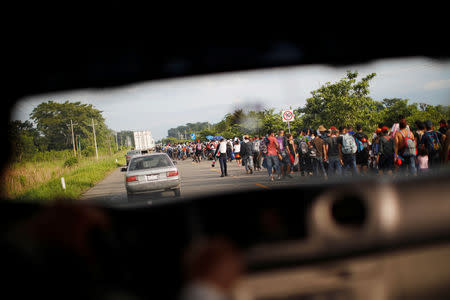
[424,79,450,91]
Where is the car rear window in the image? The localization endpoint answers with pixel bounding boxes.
[129,155,173,171]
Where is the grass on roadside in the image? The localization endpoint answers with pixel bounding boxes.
[2,151,127,203]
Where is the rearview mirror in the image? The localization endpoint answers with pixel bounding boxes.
[172,160,177,165]
[121,167,127,172]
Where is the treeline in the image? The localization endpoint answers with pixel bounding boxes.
[8,101,129,163]
[167,122,212,139]
[165,71,450,142]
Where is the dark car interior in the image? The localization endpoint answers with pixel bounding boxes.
[2,11,450,300]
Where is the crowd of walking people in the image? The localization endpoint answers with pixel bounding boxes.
[156,117,449,181]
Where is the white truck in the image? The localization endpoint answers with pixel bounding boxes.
[133,130,155,153]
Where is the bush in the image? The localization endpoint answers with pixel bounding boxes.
[81,146,96,157]
[64,157,79,168]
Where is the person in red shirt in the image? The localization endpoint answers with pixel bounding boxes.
[265,129,282,181]
[394,116,417,176]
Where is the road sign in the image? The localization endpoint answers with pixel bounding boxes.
[190,133,196,140]
[282,110,294,122]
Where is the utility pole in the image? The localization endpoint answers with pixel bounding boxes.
[115,132,119,151]
[70,119,78,157]
[66,119,78,157]
[107,134,111,155]
[88,119,99,160]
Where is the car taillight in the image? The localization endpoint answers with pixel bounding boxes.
[126,176,137,182]
[167,170,178,177]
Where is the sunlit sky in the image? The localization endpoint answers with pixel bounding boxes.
[12,57,450,140]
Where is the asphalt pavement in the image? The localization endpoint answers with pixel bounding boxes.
[81,157,313,207]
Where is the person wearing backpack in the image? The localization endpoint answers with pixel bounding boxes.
[226,140,233,162]
[338,126,359,176]
[252,136,262,171]
[296,130,310,176]
[438,119,448,135]
[286,133,298,174]
[377,126,394,176]
[265,129,282,181]
[259,135,269,171]
[324,128,342,177]
[194,140,203,163]
[353,124,370,176]
[233,139,242,167]
[214,138,229,177]
[240,135,254,174]
[370,128,382,171]
[414,120,426,145]
[444,123,450,165]
[276,129,292,179]
[311,126,327,178]
[413,121,426,169]
[394,117,417,176]
[420,120,445,170]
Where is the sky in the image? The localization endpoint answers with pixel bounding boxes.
[12,57,450,140]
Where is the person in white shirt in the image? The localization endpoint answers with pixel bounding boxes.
[233,140,241,166]
[215,138,228,177]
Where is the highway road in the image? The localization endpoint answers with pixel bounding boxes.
[81,158,313,207]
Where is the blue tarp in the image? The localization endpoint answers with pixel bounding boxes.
[206,135,214,140]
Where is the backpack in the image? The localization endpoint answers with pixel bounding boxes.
[197,143,202,150]
[354,135,368,153]
[252,140,260,152]
[380,135,394,156]
[299,140,309,155]
[241,141,252,157]
[309,144,317,158]
[373,141,379,156]
[424,131,442,154]
[259,138,268,154]
[399,129,417,156]
[342,134,357,154]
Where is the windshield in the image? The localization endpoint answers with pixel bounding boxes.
[4,57,450,203]
[129,155,173,171]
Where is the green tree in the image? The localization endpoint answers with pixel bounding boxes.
[117,130,134,148]
[406,103,450,128]
[261,109,285,134]
[300,71,380,133]
[30,101,109,152]
[161,137,179,145]
[378,99,450,129]
[167,122,212,139]
[8,120,39,162]
[378,98,411,126]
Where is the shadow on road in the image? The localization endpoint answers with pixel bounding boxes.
[128,190,180,203]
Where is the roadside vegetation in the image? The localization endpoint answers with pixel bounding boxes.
[2,150,127,202]
[5,100,131,202]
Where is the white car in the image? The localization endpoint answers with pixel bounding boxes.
[123,153,181,201]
